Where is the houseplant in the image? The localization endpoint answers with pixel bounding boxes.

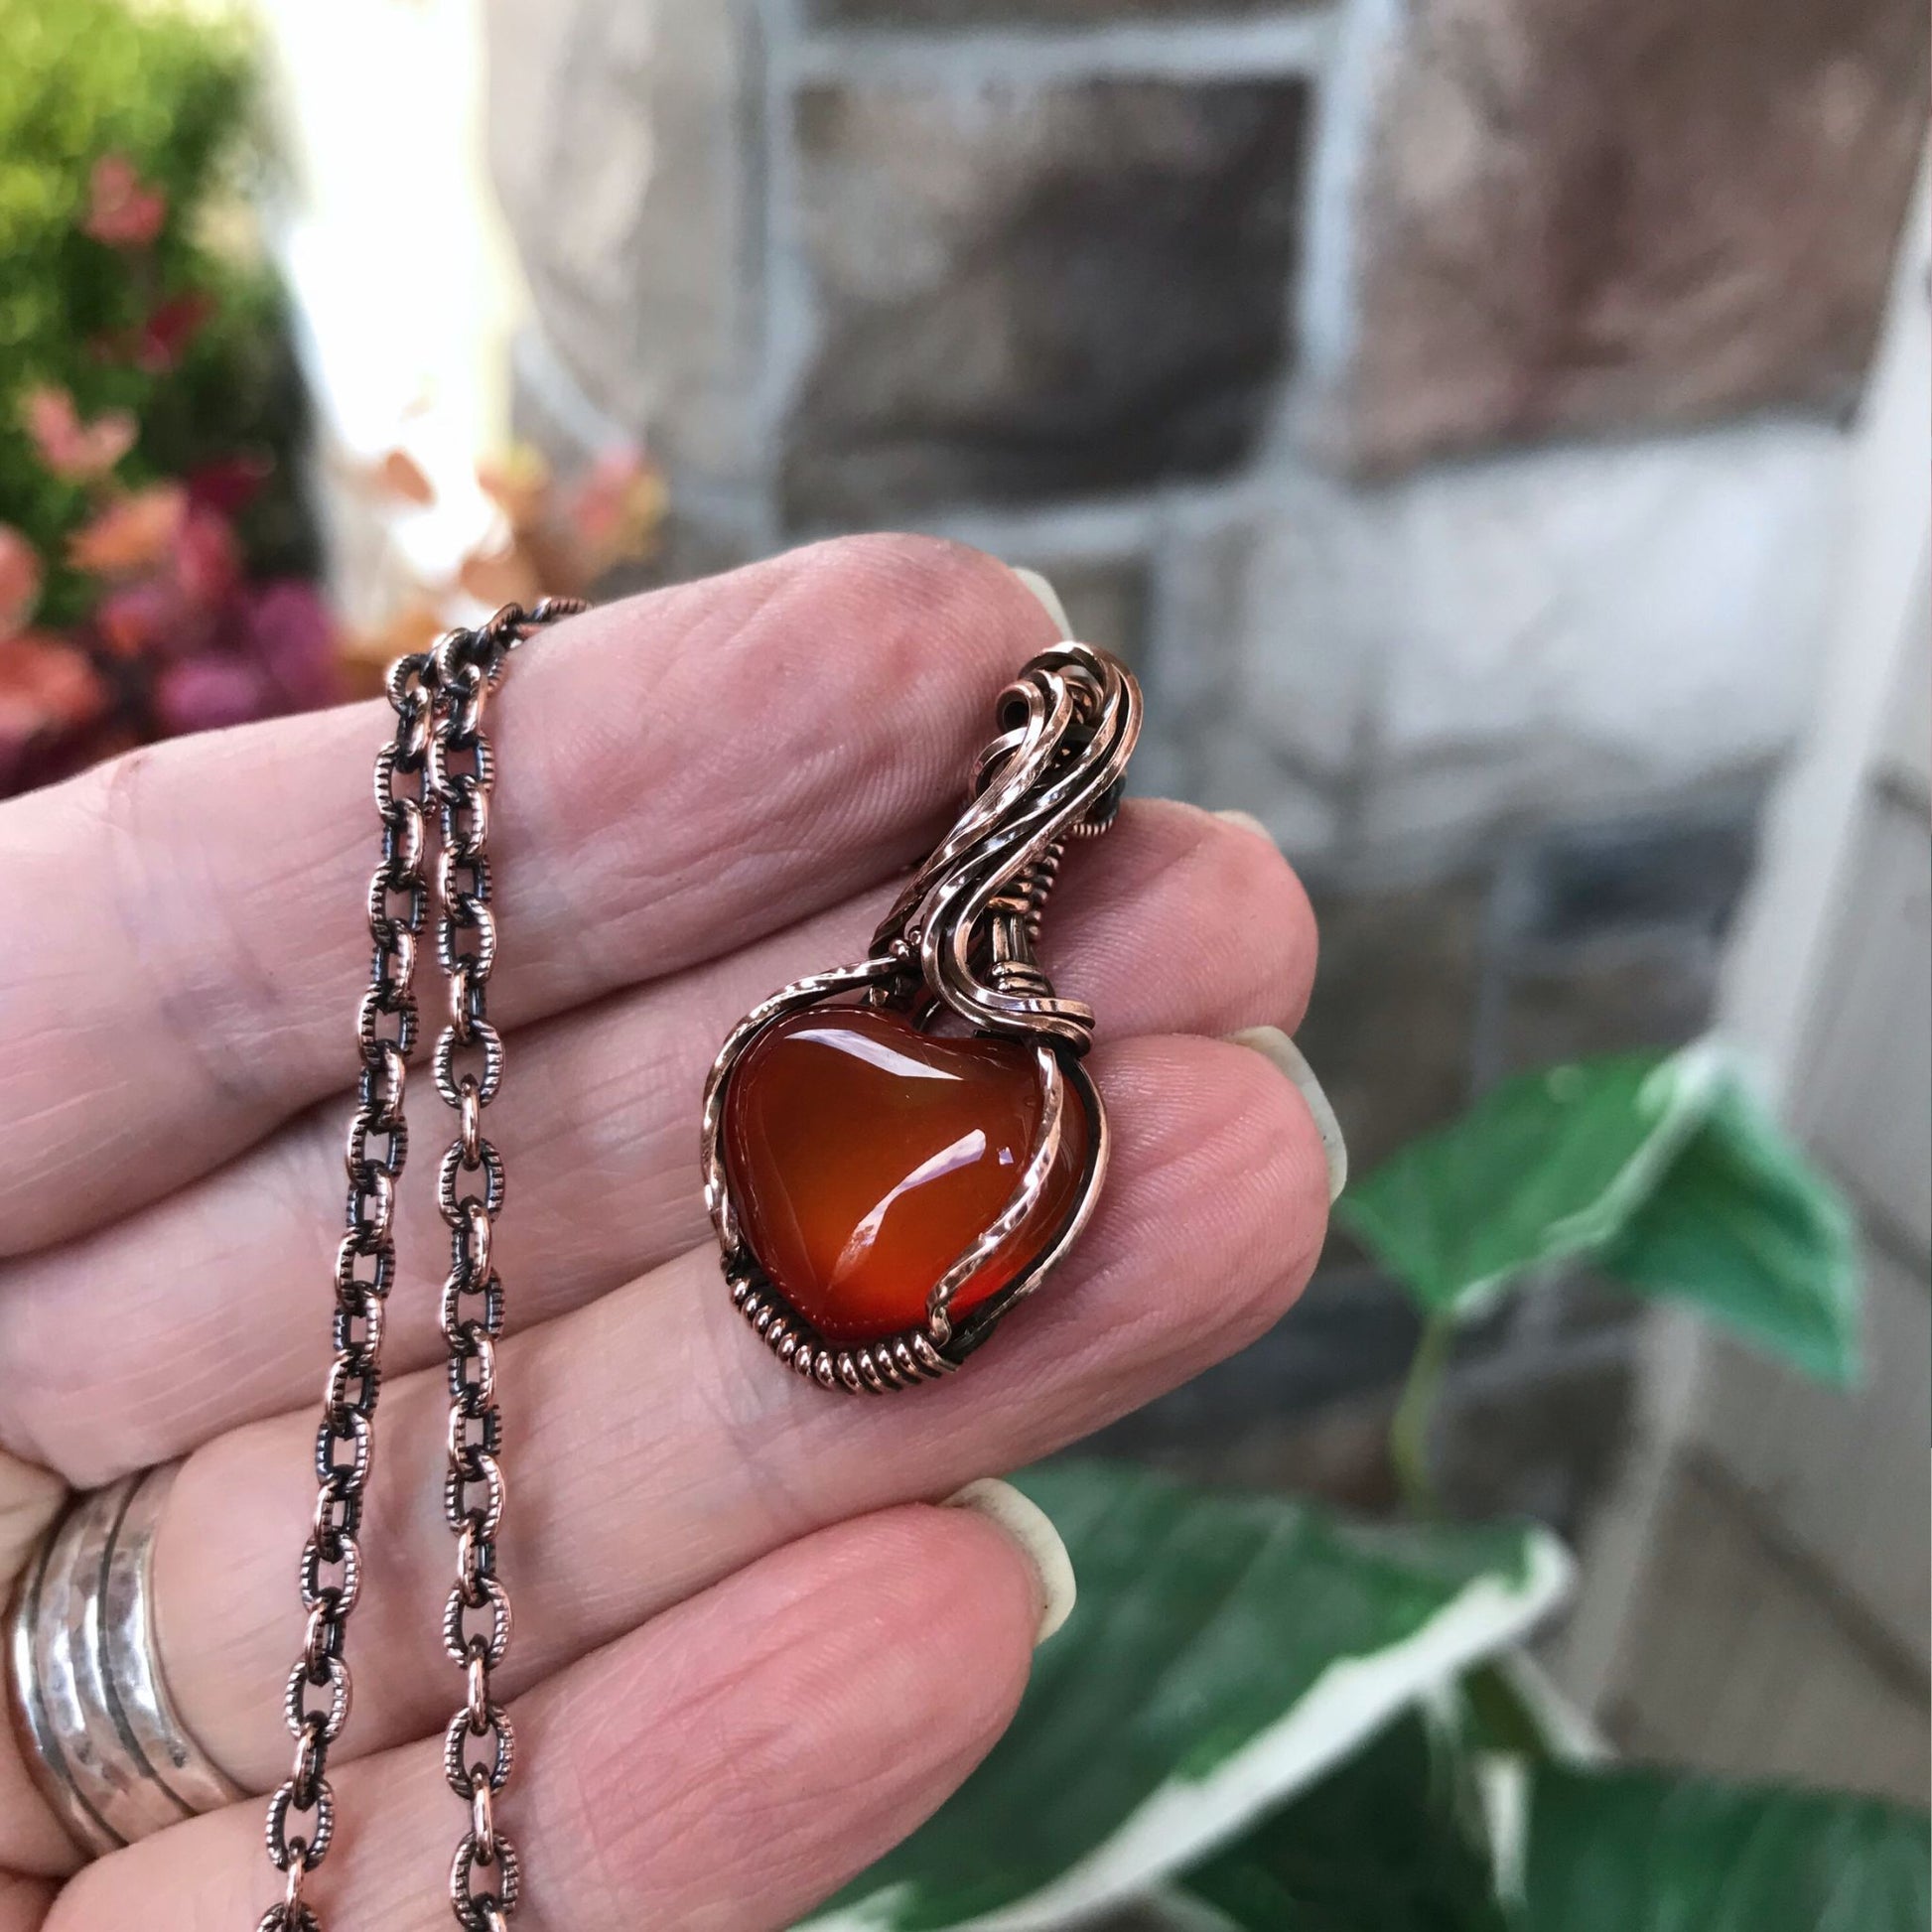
[0,0,332,795]
[803,1046,1926,1930]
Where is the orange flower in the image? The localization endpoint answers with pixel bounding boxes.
[22,387,136,483]
[367,449,436,506]
[0,632,108,742]
[459,540,543,610]
[0,526,42,642]
[477,445,552,534]
[68,484,187,577]
[337,600,448,695]
[83,154,167,248]
[93,581,176,659]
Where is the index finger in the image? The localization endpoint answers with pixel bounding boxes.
[0,536,1058,1254]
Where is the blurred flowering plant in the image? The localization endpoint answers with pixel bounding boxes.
[331,440,668,689]
[1,0,668,794]
[0,0,327,794]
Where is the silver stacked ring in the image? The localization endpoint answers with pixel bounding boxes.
[7,1464,241,1856]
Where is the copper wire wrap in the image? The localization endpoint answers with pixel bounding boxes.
[703,642,1142,1390]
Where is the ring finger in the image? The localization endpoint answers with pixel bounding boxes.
[0,800,1314,1485]
[144,1029,1328,1793]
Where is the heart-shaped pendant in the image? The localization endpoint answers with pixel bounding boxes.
[721,1008,1092,1342]
[703,642,1141,1391]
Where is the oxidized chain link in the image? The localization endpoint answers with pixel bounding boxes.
[260,598,584,1932]
[428,607,528,1932]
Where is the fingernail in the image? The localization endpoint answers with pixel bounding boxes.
[1225,1025,1348,1202]
[942,1477,1076,1645]
[1214,807,1277,846]
[1009,565,1073,640]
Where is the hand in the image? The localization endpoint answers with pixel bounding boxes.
[0,537,1329,1930]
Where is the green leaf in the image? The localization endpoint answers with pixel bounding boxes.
[805,1462,1570,1931]
[1174,1719,1928,1932]
[1598,1077,1860,1384]
[1337,1049,1721,1319]
[1519,1764,1930,1932]
[1179,1712,1512,1932]
[1338,1046,1860,1385]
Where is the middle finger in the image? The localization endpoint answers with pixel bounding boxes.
[0,802,1314,1484]
[153,1028,1330,1788]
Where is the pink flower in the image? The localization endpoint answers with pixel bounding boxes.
[89,292,213,373]
[174,505,242,608]
[149,583,341,736]
[94,578,187,660]
[567,445,666,567]
[85,505,234,659]
[127,292,211,373]
[187,454,272,517]
[82,155,167,248]
[246,581,340,710]
[22,387,136,483]
[152,652,269,736]
[0,527,43,642]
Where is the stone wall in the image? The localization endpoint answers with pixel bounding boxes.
[1334,0,1927,469]
[484,0,1925,1524]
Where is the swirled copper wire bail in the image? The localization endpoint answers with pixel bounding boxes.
[703,642,1143,1390]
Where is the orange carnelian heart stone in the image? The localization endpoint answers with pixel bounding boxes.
[721,1007,1090,1343]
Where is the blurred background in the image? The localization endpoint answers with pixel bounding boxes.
[2,0,1926,1893]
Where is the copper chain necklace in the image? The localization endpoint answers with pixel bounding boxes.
[256,607,1139,1928]
[260,599,582,1932]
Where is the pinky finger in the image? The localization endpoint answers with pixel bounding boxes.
[48,1505,1045,1932]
